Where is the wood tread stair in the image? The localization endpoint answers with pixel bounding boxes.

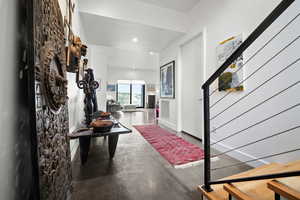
[268,178,300,200]
[198,160,300,200]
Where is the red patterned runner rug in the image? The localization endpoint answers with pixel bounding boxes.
[134,125,205,168]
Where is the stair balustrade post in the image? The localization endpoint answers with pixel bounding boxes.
[203,86,212,192]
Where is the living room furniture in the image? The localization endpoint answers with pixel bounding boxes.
[123,104,137,111]
[107,100,122,113]
[74,69,131,165]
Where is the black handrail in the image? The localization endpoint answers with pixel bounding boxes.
[201,0,296,192]
[209,170,300,185]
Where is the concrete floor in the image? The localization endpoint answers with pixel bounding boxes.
[72,109,251,200]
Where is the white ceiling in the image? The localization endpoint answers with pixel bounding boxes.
[79,0,196,70]
[81,13,185,52]
[136,0,200,12]
[106,47,159,70]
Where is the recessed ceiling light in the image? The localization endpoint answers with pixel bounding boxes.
[149,51,155,55]
[132,37,139,43]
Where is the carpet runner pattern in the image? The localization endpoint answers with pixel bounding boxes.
[134,125,205,168]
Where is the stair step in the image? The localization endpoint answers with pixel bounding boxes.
[224,184,253,200]
[268,179,300,200]
[278,176,300,193]
[198,163,282,200]
[223,160,300,200]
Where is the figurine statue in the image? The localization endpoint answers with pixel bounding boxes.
[77,68,99,125]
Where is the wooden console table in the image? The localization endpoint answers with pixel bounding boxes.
[68,122,131,165]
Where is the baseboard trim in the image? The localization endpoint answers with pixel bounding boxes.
[181,131,203,142]
[158,118,177,131]
[174,157,219,169]
[211,139,269,167]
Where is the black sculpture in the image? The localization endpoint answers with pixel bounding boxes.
[77,68,99,125]
[77,68,99,164]
[73,68,132,165]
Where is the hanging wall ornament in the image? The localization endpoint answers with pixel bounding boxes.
[33,0,72,199]
[40,41,68,112]
[66,35,88,73]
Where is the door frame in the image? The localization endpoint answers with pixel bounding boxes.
[178,29,207,140]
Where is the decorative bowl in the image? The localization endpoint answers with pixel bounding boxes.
[90,120,113,133]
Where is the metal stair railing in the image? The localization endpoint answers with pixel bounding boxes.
[201,0,300,192]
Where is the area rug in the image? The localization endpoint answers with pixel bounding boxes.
[133,125,205,168]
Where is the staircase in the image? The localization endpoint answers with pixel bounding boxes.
[199,0,300,199]
[198,161,300,200]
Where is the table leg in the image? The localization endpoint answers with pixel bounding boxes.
[108,134,119,159]
[79,136,91,165]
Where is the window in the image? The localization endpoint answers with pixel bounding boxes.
[117,80,145,108]
[117,83,131,105]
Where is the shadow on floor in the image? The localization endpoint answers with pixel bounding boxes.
[71,109,251,200]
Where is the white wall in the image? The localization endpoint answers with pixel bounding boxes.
[188,0,281,78]
[108,67,157,83]
[158,31,206,132]
[85,45,159,108]
[160,0,300,166]
[0,0,17,198]
[88,45,109,112]
[208,0,300,166]
[159,48,181,130]
[107,67,158,107]
[58,0,87,160]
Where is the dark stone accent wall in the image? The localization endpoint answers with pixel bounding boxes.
[33,0,72,199]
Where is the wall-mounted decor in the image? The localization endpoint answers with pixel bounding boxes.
[107,84,116,92]
[66,35,88,73]
[217,35,244,92]
[40,41,68,112]
[160,61,175,98]
[33,0,72,199]
[64,0,88,74]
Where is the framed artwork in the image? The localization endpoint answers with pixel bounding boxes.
[160,61,175,98]
[217,35,244,92]
[107,84,116,92]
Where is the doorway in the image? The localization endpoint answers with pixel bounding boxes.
[180,34,204,139]
[117,80,145,108]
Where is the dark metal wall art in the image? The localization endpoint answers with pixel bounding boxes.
[33,0,72,199]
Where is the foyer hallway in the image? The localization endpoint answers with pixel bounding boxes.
[71,109,251,200]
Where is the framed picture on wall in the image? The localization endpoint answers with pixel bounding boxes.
[107,84,116,92]
[160,61,175,99]
[217,35,244,92]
